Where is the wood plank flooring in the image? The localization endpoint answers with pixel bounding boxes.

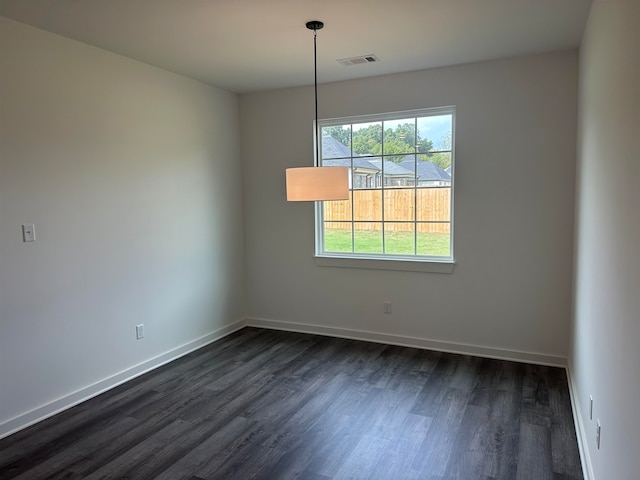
[0,327,584,479]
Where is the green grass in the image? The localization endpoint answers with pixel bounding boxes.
[324,228,450,257]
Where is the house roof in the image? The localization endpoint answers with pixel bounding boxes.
[321,136,351,160]
[322,139,451,181]
[368,159,414,177]
[322,158,380,171]
[399,156,451,182]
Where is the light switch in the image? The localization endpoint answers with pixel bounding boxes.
[22,224,36,243]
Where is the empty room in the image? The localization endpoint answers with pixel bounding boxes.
[0,0,637,479]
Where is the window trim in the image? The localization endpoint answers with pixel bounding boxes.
[313,252,455,274]
[314,106,456,272]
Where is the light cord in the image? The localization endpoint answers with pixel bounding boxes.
[313,27,319,166]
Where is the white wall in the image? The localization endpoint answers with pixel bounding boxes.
[0,17,244,436]
[571,0,640,478]
[241,51,578,361]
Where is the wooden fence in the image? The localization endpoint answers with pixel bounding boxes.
[324,187,451,233]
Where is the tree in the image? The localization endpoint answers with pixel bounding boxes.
[440,131,452,150]
[416,137,434,154]
[420,152,451,170]
[322,125,351,148]
[325,121,435,161]
[420,131,452,169]
[388,123,416,149]
[352,124,382,155]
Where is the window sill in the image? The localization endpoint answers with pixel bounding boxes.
[314,255,455,274]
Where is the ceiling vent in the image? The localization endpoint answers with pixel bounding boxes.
[337,54,381,66]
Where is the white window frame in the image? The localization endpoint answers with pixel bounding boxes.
[314,106,456,274]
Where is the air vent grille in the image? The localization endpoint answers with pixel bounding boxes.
[337,54,381,66]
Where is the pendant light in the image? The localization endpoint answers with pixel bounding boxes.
[285,20,349,202]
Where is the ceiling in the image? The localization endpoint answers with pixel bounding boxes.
[0,0,592,94]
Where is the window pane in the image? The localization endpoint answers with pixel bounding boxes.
[323,193,352,222]
[412,153,451,187]
[383,118,416,156]
[384,188,415,221]
[417,151,452,176]
[323,223,353,252]
[417,223,451,257]
[353,189,382,221]
[417,187,451,222]
[417,114,453,152]
[380,155,415,187]
[354,223,382,253]
[384,223,415,255]
[352,157,381,189]
[352,122,382,157]
[321,125,351,160]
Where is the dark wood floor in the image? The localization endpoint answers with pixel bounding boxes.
[0,327,583,480]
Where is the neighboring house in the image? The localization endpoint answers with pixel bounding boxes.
[367,159,415,187]
[323,157,381,188]
[322,136,451,188]
[321,135,351,159]
[322,136,381,188]
[399,155,451,186]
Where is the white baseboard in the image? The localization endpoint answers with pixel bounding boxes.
[0,319,246,440]
[245,317,567,367]
[566,363,595,480]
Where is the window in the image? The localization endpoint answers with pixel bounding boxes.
[316,107,455,266]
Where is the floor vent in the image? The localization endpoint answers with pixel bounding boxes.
[337,54,381,66]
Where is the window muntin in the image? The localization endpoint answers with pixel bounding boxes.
[317,107,454,262]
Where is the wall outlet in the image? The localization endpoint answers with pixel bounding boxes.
[596,420,601,449]
[136,324,144,340]
[589,395,593,420]
[383,301,392,314]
